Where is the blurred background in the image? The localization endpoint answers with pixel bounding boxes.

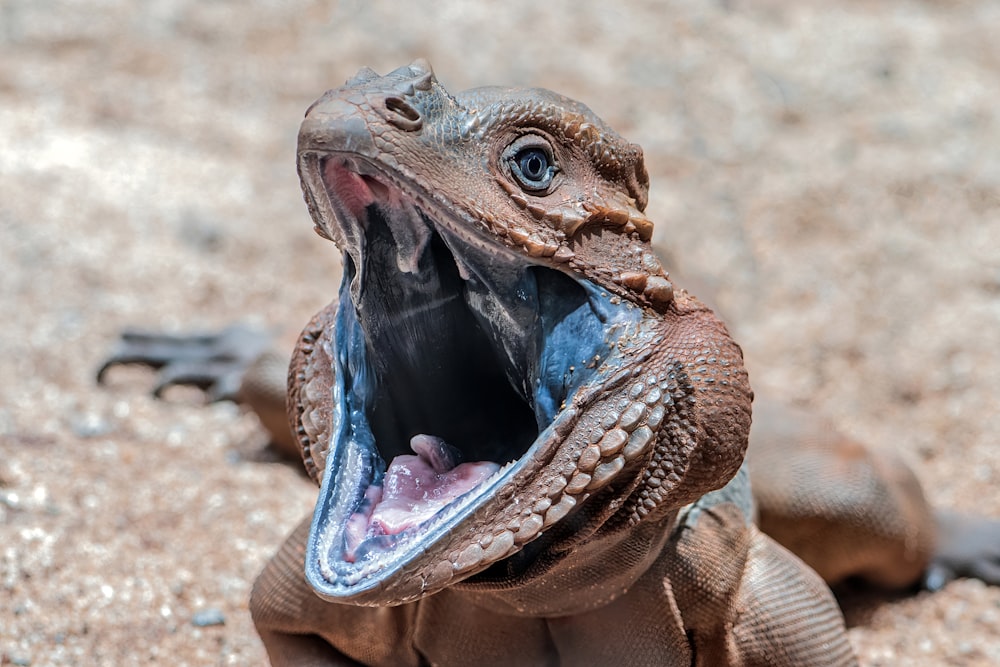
[1,1,998,664]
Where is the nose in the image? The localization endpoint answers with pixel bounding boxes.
[377,60,434,131]
[299,94,379,158]
[302,59,436,145]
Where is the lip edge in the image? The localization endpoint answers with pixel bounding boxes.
[302,287,652,604]
[303,301,556,602]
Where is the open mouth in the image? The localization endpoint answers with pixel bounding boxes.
[301,155,643,599]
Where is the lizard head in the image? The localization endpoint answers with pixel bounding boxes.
[293,60,750,608]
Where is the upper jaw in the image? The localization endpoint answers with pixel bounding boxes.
[297,94,402,252]
[297,58,441,248]
[297,151,376,284]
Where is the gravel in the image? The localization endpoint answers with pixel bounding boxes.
[2,1,998,664]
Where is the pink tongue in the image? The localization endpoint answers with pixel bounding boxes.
[344,435,500,560]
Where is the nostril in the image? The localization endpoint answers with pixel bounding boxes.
[386,97,419,122]
[384,96,422,131]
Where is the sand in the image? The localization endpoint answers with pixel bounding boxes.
[2,1,999,664]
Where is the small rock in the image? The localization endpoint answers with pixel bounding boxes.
[191,608,226,627]
[70,412,113,439]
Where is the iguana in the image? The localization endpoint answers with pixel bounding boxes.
[100,60,1000,666]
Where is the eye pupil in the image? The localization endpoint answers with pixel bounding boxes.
[523,153,544,178]
[511,146,555,191]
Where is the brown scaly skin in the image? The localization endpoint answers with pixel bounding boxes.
[248,60,856,665]
[97,61,1000,664]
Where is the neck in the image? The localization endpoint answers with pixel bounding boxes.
[454,503,678,617]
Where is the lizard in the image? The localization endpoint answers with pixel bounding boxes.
[98,60,1000,665]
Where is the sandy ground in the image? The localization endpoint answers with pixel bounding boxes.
[2,1,999,664]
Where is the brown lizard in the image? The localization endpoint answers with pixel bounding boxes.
[100,60,1000,665]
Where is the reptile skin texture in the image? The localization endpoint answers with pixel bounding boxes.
[243,61,877,666]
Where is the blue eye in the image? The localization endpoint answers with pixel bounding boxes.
[510,146,556,192]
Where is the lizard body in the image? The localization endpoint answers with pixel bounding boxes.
[99,61,1000,665]
[250,60,854,665]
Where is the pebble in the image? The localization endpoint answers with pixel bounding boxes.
[69,412,113,439]
[190,608,226,627]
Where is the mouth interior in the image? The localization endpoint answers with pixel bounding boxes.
[363,215,537,467]
[341,211,538,559]
[312,158,638,577]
